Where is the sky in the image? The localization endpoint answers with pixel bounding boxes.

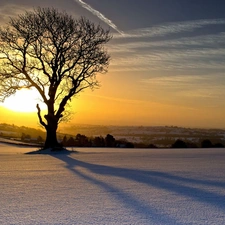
[0,0,225,129]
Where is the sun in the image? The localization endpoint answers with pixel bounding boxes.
[2,88,46,113]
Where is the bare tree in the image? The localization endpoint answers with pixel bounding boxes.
[0,7,111,149]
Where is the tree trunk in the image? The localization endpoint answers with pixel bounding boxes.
[44,118,61,149]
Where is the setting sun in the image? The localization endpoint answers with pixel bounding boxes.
[2,88,46,113]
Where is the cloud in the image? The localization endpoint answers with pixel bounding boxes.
[141,75,225,97]
[142,75,208,85]
[74,0,124,35]
[84,93,146,105]
[108,23,225,72]
[138,75,225,109]
[109,32,225,53]
[113,19,225,39]
[109,46,225,72]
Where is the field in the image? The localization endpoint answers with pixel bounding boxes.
[0,143,225,224]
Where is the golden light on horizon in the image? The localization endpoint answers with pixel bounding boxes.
[1,88,46,113]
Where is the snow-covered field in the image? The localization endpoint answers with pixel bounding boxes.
[0,143,225,225]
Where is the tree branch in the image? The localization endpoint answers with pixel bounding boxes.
[36,104,47,128]
[0,8,111,129]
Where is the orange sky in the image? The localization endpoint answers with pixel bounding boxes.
[1,71,225,129]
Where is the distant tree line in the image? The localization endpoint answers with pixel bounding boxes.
[61,134,134,148]
[170,139,224,148]
[61,134,224,149]
[1,129,224,149]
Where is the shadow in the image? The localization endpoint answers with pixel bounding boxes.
[53,152,225,224]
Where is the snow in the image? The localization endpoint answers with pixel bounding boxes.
[0,143,225,224]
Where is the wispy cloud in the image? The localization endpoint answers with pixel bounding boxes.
[142,75,209,86]
[84,93,146,105]
[109,32,225,53]
[108,18,225,72]
[113,19,225,39]
[109,46,225,72]
[74,0,124,35]
[141,75,225,98]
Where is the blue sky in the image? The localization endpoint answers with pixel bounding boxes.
[0,0,225,128]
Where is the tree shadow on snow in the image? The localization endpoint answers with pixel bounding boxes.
[53,153,225,224]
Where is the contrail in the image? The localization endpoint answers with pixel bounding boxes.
[74,0,124,35]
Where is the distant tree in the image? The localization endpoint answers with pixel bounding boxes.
[0,7,111,149]
[66,137,76,147]
[62,135,68,146]
[125,142,134,148]
[115,138,135,148]
[171,139,187,148]
[148,144,158,148]
[105,134,116,147]
[75,133,90,147]
[214,143,224,148]
[201,139,224,148]
[92,136,105,147]
[201,139,213,148]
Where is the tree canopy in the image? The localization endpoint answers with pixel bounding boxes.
[0,7,111,149]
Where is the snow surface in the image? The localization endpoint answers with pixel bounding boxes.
[0,143,225,224]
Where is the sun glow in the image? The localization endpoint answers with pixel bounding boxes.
[2,88,46,113]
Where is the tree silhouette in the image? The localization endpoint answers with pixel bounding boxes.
[201,139,213,148]
[75,134,90,147]
[0,8,111,149]
[92,136,105,147]
[171,139,187,148]
[105,134,115,147]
